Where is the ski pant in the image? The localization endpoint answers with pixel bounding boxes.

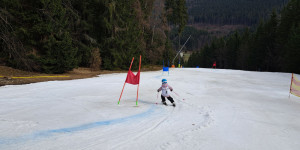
[161,95,174,103]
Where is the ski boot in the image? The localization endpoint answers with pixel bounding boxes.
[162,101,167,106]
[172,102,176,107]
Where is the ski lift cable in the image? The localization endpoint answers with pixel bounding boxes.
[172,35,191,65]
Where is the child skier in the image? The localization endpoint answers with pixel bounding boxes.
[157,79,176,107]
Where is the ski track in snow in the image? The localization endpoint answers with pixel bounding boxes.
[0,69,214,150]
[0,103,158,145]
[0,68,299,150]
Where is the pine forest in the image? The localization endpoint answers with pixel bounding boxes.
[0,0,299,74]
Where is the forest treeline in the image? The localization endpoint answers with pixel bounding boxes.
[176,0,290,52]
[1,0,299,74]
[0,0,187,73]
[187,0,289,26]
[169,26,212,52]
[187,0,300,74]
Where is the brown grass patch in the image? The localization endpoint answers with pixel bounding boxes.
[0,65,162,86]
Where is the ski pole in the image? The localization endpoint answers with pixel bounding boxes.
[172,91,185,100]
[173,91,180,97]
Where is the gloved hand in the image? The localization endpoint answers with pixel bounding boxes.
[157,90,159,92]
[170,89,173,92]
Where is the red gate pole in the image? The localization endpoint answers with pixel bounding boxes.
[136,55,141,106]
[118,57,135,105]
[118,82,126,105]
[128,57,135,71]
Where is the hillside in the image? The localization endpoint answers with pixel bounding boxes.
[1,68,299,149]
[0,0,179,73]
[186,0,300,74]
[169,0,290,52]
[187,0,289,26]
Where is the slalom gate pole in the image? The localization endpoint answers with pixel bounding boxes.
[289,73,294,99]
[136,55,142,106]
[136,84,139,106]
[129,57,134,70]
[118,82,126,104]
[118,57,135,105]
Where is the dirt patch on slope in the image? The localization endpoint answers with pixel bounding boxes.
[0,65,161,86]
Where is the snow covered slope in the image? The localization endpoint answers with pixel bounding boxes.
[0,68,300,150]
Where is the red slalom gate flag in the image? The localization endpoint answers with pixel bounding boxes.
[212,61,216,68]
[118,55,141,105]
[125,70,140,85]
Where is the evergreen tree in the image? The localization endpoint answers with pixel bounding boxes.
[101,0,146,70]
[40,32,77,73]
[284,25,300,73]
[224,32,240,69]
[165,0,188,54]
[277,0,300,72]
[35,0,78,73]
[177,0,188,34]
[249,21,266,71]
[236,28,251,70]
[263,10,278,71]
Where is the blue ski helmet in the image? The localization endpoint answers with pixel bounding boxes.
[162,79,167,84]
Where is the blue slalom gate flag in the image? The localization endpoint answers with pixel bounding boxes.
[163,67,169,71]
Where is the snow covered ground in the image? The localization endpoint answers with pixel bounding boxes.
[1,68,300,150]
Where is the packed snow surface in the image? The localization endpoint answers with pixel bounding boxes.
[1,68,300,150]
